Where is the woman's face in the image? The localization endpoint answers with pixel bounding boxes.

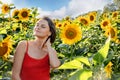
[33,19,51,38]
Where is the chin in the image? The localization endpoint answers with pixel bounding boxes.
[33,34,39,37]
[33,33,38,36]
[33,32,39,36]
[33,34,42,38]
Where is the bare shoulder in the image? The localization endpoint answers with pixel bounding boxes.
[17,40,27,46]
[15,40,27,54]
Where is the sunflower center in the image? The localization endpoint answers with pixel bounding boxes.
[81,19,88,25]
[65,28,77,39]
[58,24,62,27]
[103,21,108,27]
[0,43,8,56]
[90,15,94,21]
[22,11,28,18]
[113,13,117,18]
[63,23,67,27]
[110,28,115,38]
[4,6,9,11]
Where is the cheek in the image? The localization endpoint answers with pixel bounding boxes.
[42,31,48,35]
[33,27,39,35]
[42,30,50,36]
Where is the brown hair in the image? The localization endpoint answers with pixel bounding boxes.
[43,17,56,44]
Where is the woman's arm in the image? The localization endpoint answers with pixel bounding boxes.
[12,41,27,80]
[45,39,61,68]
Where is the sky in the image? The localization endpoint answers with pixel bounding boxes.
[1,0,113,19]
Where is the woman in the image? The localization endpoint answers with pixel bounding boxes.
[12,17,61,80]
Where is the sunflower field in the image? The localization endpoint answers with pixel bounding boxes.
[0,1,120,80]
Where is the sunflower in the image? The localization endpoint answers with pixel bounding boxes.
[56,22,63,28]
[88,12,96,23]
[78,16,90,26]
[12,9,20,21]
[105,26,117,41]
[102,13,109,19]
[64,16,70,21]
[1,4,10,14]
[104,62,113,78]
[18,8,30,21]
[60,23,82,45]
[100,19,111,31]
[62,21,71,27]
[115,39,120,44]
[0,36,13,60]
[112,11,119,20]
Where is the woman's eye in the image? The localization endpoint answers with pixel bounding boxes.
[41,25,46,28]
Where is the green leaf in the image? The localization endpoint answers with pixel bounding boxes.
[9,4,14,6]
[0,1,3,4]
[0,75,2,79]
[58,60,83,69]
[0,28,7,34]
[58,53,65,58]
[93,36,111,65]
[58,44,69,49]
[69,69,92,80]
[0,35,3,41]
[75,56,90,66]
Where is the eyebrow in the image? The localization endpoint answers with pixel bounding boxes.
[36,20,49,26]
[36,23,48,26]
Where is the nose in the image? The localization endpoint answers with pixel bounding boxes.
[35,26,40,30]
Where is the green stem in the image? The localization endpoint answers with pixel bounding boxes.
[70,44,75,60]
[0,62,7,70]
[9,10,12,29]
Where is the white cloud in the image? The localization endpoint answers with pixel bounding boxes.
[38,0,112,19]
[37,6,67,19]
[1,0,13,4]
[67,0,110,17]
[1,0,30,9]
[37,7,52,18]
[50,7,67,19]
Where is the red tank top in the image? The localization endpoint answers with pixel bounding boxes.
[20,41,50,80]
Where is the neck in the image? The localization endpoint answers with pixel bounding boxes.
[33,37,47,49]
